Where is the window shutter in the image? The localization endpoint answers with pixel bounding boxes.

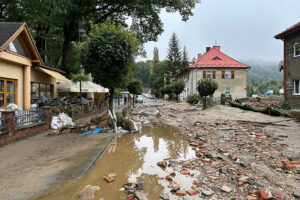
[213,71,216,79]
[203,71,206,78]
[222,71,225,79]
[231,71,235,79]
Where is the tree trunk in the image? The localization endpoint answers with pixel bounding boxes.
[133,95,135,107]
[109,88,114,114]
[61,21,76,73]
[203,96,207,109]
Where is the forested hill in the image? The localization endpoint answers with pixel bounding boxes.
[243,60,283,85]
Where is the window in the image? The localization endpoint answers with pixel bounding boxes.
[213,56,221,60]
[31,83,53,103]
[6,37,26,57]
[222,70,235,79]
[295,80,300,95]
[206,71,212,78]
[226,87,231,95]
[294,43,300,57]
[225,71,231,78]
[0,78,17,108]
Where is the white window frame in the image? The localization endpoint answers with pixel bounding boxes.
[225,70,231,79]
[294,80,300,95]
[294,43,300,57]
[206,71,212,79]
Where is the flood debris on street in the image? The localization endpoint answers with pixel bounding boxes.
[29,99,299,200]
[123,99,300,200]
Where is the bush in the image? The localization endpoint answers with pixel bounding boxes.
[187,94,201,104]
[280,101,291,110]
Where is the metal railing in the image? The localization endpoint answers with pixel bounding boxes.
[0,115,5,133]
[15,109,45,127]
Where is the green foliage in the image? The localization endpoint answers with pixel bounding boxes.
[171,80,185,96]
[166,33,182,81]
[182,46,189,69]
[153,47,160,65]
[132,61,151,87]
[164,84,173,95]
[280,101,291,110]
[81,22,140,90]
[187,94,201,104]
[1,0,199,76]
[245,60,283,95]
[149,61,168,97]
[127,79,143,95]
[197,79,218,97]
[113,88,122,97]
[71,73,89,83]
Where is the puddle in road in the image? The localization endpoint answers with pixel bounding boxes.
[32,125,196,200]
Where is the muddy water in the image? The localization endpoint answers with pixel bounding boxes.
[32,125,196,200]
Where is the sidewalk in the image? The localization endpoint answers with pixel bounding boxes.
[0,111,116,200]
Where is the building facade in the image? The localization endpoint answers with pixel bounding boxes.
[275,21,300,108]
[0,22,70,109]
[177,46,250,100]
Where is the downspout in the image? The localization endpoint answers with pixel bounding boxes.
[283,40,286,101]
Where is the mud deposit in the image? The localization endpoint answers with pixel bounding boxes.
[32,125,195,200]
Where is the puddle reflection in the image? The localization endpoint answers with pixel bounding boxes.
[31,125,195,200]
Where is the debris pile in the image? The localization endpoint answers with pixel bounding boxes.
[129,100,300,199]
[51,113,75,130]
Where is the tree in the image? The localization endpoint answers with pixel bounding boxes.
[197,79,218,109]
[166,32,182,81]
[153,47,160,65]
[81,22,141,114]
[171,80,185,102]
[182,46,189,69]
[1,0,199,75]
[149,61,168,97]
[127,79,143,107]
[71,73,89,101]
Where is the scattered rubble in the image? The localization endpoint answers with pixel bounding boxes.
[51,112,75,130]
[125,100,300,199]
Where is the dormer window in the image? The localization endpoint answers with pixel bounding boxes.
[213,56,221,60]
[6,37,26,57]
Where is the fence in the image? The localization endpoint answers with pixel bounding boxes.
[15,109,45,127]
[0,115,5,133]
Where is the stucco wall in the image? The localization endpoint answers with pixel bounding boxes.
[31,68,57,98]
[284,32,300,108]
[185,68,247,99]
[0,60,24,108]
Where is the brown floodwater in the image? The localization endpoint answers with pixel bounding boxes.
[31,125,196,200]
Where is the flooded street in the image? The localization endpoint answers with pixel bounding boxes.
[33,125,196,200]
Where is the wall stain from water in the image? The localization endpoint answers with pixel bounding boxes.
[31,125,196,200]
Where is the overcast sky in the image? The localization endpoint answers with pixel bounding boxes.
[137,0,300,63]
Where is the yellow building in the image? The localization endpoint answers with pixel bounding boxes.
[177,46,251,99]
[0,22,70,109]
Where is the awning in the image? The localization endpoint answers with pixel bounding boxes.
[38,67,72,85]
[57,81,109,93]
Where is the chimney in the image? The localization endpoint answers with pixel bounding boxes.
[213,46,220,51]
[206,47,211,52]
[197,53,202,60]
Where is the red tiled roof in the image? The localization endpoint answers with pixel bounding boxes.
[190,46,250,68]
[275,21,300,39]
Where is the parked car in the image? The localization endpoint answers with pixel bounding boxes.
[136,95,143,103]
